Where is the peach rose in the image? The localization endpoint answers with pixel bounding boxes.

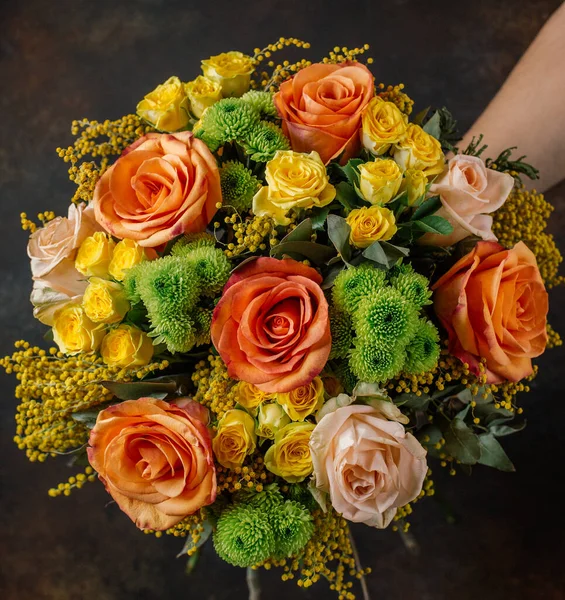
[274,62,374,164]
[211,257,331,393]
[87,397,216,531]
[92,132,221,247]
[424,154,515,246]
[28,203,102,324]
[432,241,548,383]
[310,404,427,528]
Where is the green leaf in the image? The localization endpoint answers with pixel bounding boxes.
[362,241,409,269]
[327,214,352,263]
[489,419,527,437]
[335,181,361,212]
[71,408,105,429]
[443,419,480,465]
[423,111,441,139]
[412,195,442,221]
[393,392,430,411]
[310,205,333,230]
[101,379,178,400]
[43,328,54,342]
[413,215,454,235]
[477,433,515,472]
[280,218,313,243]
[177,519,213,558]
[412,106,430,126]
[270,241,335,265]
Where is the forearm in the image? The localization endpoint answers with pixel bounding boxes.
[460,3,565,192]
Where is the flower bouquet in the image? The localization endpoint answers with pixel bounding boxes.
[3,38,563,599]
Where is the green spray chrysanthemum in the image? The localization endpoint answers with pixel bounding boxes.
[390,270,432,308]
[220,161,260,212]
[241,90,278,118]
[200,98,259,143]
[194,129,222,153]
[270,501,314,560]
[329,307,353,360]
[349,338,406,383]
[214,505,275,567]
[150,312,197,353]
[403,319,441,375]
[235,483,285,511]
[332,264,387,315]
[181,245,231,295]
[123,263,143,304]
[387,262,414,280]
[333,360,358,395]
[170,233,216,256]
[353,287,419,347]
[241,122,290,162]
[193,306,214,347]
[285,484,318,511]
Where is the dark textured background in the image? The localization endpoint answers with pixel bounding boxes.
[1,1,565,598]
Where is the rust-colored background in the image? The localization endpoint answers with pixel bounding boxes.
[1,1,564,598]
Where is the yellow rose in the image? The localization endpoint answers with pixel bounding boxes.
[213,409,257,470]
[108,239,154,281]
[256,403,291,440]
[52,302,104,355]
[75,232,115,278]
[399,169,428,206]
[358,159,403,205]
[252,150,336,225]
[136,76,191,132]
[185,76,222,118]
[276,377,325,422]
[346,206,397,247]
[394,124,445,177]
[264,422,315,483]
[201,51,255,97]
[100,324,153,368]
[82,278,130,324]
[362,97,408,155]
[236,381,272,415]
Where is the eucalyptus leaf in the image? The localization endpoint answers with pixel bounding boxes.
[43,328,54,342]
[393,392,430,411]
[280,218,313,243]
[270,241,335,265]
[443,419,480,465]
[412,195,442,221]
[423,111,442,139]
[310,206,333,230]
[102,379,178,401]
[177,519,213,558]
[413,215,454,235]
[335,181,361,212]
[71,408,105,429]
[489,419,527,437]
[327,214,352,263]
[477,433,515,472]
[412,106,430,126]
[362,241,408,269]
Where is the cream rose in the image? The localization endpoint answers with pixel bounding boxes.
[423,154,515,246]
[310,404,427,528]
[28,203,101,325]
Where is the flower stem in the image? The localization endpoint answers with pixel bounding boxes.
[348,529,371,600]
[246,567,261,600]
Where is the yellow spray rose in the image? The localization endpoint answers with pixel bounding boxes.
[108,239,154,281]
[82,278,130,324]
[100,324,153,368]
[252,150,336,225]
[277,377,325,422]
[346,206,397,247]
[213,409,257,470]
[256,403,291,440]
[75,232,115,279]
[394,124,445,177]
[136,76,191,132]
[185,76,222,118]
[358,159,403,205]
[52,302,104,355]
[201,51,255,97]
[362,97,408,155]
[236,381,272,415]
[264,422,315,483]
[400,169,428,206]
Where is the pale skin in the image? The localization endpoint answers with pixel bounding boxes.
[459,2,565,192]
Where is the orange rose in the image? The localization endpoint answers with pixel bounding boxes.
[87,397,216,530]
[274,62,374,164]
[432,241,548,383]
[92,132,221,248]
[211,257,331,393]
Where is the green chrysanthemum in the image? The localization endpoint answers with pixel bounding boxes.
[236,483,285,511]
[333,360,358,394]
[390,270,432,308]
[193,306,214,347]
[194,128,222,153]
[387,262,414,280]
[150,312,197,353]
[170,233,216,256]
[123,262,143,304]
[220,161,260,212]
[332,264,387,315]
[270,501,314,560]
[329,307,353,360]
[181,245,231,295]
[353,287,419,347]
[285,484,318,511]
[214,505,275,567]
[403,319,441,375]
[349,338,406,383]
[200,98,259,143]
[241,121,290,162]
[241,90,278,118]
